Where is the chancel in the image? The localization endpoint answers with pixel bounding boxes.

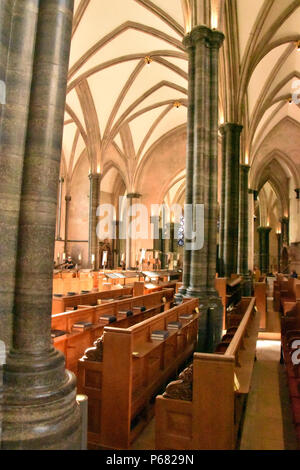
[0,0,300,451]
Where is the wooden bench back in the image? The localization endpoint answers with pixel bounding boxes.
[78,298,199,450]
[155,297,258,450]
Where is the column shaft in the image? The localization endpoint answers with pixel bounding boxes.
[183,26,224,353]
[180,39,195,294]
[257,227,272,274]
[2,0,81,449]
[219,123,243,277]
[0,0,38,350]
[88,173,100,269]
[238,165,251,294]
[56,177,64,240]
[64,194,71,253]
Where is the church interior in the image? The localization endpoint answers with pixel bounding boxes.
[1,0,300,451]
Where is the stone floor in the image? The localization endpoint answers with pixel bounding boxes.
[240,340,298,450]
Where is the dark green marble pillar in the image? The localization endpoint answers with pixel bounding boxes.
[219,123,243,278]
[277,232,282,272]
[179,35,195,296]
[56,177,64,240]
[0,1,39,351]
[257,227,272,274]
[64,194,71,253]
[280,216,289,246]
[2,0,81,450]
[238,164,251,295]
[183,26,224,353]
[88,173,100,269]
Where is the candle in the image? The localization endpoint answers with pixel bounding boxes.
[91,254,95,263]
[57,253,60,260]
[62,253,66,261]
[121,253,125,262]
[78,253,82,262]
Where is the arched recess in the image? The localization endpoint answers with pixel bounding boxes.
[250,147,299,191]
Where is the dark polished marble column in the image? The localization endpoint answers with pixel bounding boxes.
[126,193,141,268]
[276,232,282,272]
[64,194,71,253]
[238,164,251,295]
[179,35,195,296]
[0,1,39,351]
[183,25,224,352]
[219,123,243,278]
[2,0,81,450]
[88,173,100,269]
[280,216,289,246]
[257,227,272,274]
[56,177,64,240]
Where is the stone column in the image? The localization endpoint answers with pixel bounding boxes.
[248,189,255,271]
[56,177,64,240]
[126,193,141,268]
[179,35,195,295]
[276,232,282,272]
[64,194,71,253]
[2,0,81,450]
[184,26,224,353]
[218,124,226,277]
[238,165,251,295]
[219,123,243,277]
[88,173,100,269]
[280,216,289,246]
[257,227,272,274]
[0,0,39,352]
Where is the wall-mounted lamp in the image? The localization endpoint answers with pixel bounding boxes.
[144,56,153,65]
[173,101,182,109]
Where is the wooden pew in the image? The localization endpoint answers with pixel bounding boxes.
[52,288,174,374]
[281,280,300,315]
[155,297,259,450]
[215,276,243,329]
[254,281,267,329]
[52,286,133,315]
[77,298,199,450]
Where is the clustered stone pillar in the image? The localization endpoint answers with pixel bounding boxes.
[280,216,289,246]
[180,25,224,352]
[257,227,272,274]
[88,173,100,269]
[238,164,251,295]
[0,0,39,353]
[64,194,71,254]
[2,0,81,450]
[276,231,282,272]
[179,34,195,296]
[219,123,243,278]
[126,193,141,268]
[56,177,64,240]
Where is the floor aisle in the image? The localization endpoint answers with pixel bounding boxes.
[240,340,298,450]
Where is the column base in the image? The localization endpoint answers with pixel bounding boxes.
[1,349,81,450]
[185,287,223,353]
